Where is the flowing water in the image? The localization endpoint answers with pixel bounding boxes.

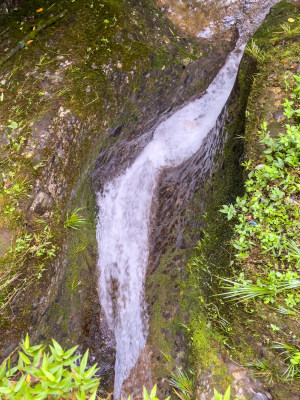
[96,0,279,397]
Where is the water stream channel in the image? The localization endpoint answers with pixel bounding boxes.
[95,0,279,397]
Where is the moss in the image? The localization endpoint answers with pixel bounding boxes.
[179,1,300,397]
[146,2,300,397]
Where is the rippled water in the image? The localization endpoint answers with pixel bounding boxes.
[96,0,279,397]
[157,0,278,39]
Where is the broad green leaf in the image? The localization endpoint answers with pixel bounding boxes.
[89,389,98,400]
[143,386,150,400]
[224,385,231,400]
[0,387,11,394]
[42,368,56,382]
[79,350,89,375]
[0,362,6,380]
[84,363,99,379]
[150,384,157,399]
[14,374,26,392]
[52,339,63,356]
[33,350,42,367]
[63,345,78,359]
[19,351,31,365]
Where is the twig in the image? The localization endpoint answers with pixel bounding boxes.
[0,27,10,37]
[0,10,67,67]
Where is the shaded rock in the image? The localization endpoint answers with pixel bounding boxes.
[30,191,54,215]
[251,394,268,400]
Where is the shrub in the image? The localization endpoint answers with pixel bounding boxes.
[0,334,100,399]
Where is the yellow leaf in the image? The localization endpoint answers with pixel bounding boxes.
[26,374,31,383]
[36,8,43,12]
[288,18,295,22]
[26,40,33,45]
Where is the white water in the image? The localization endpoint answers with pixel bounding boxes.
[96,1,278,397]
[97,46,243,398]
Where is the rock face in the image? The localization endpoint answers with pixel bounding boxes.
[0,0,237,391]
[0,0,299,398]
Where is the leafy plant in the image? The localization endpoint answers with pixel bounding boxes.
[130,385,170,400]
[64,208,87,230]
[245,40,265,62]
[219,273,300,305]
[213,386,240,400]
[219,74,300,307]
[168,368,194,400]
[0,334,100,399]
[273,342,300,381]
[244,359,273,382]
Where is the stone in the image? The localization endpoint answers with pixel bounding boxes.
[30,191,54,214]
[3,342,17,358]
[251,394,268,400]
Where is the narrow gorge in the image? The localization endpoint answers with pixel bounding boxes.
[0,0,299,399]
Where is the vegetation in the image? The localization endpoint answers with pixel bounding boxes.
[0,334,178,400]
[168,368,194,400]
[220,73,300,310]
[213,386,239,400]
[64,208,87,230]
[0,335,100,399]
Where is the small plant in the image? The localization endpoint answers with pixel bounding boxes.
[213,386,240,400]
[168,368,194,400]
[245,40,265,62]
[0,334,100,399]
[274,342,300,381]
[135,385,170,400]
[245,359,273,382]
[64,208,87,230]
[219,272,300,305]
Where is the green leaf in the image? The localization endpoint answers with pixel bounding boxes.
[24,333,30,350]
[19,351,31,365]
[33,350,42,367]
[0,387,11,394]
[150,384,157,399]
[89,389,98,400]
[79,350,89,375]
[14,375,26,392]
[42,368,56,382]
[52,339,63,356]
[143,386,150,400]
[0,362,6,380]
[224,385,231,400]
[63,345,78,359]
[84,363,98,379]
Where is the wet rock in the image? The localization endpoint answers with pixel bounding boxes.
[110,125,124,138]
[30,191,54,215]
[3,342,17,358]
[251,394,269,400]
[0,228,13,256]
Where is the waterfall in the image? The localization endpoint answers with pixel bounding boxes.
[95,0,279,397]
